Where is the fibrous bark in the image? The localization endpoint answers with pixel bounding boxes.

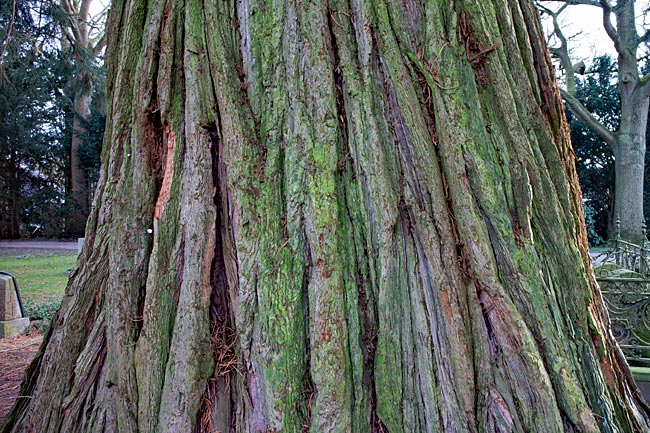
[4,0,650,432]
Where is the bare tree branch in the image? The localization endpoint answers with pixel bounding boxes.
[539,0,626,55]
[537,3,579,93]
[60,0,84,47]
[640,29,650,45]
[599,0,624,54]
[60,0,73,14]
[92,34,106,57]
[560,88,617,150]
[62,27,75,45]
[79,0,91,22]
[78,0,91,46]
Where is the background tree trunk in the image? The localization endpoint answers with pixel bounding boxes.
[538,0,650,244]
[61,0,106,236]
[612,0,650,242]
[614,91,649,243]
[68,78,92,235]
[4,0,650,432]
[3,148,21,239]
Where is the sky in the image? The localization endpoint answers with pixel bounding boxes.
[539,1,650,64]
[89,0,110,14]
[556,5,616,60]
[88,0,110,37]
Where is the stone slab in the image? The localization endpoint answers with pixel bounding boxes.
[0,275,22,321]
[0,317,30,339]
[631,366,650,404]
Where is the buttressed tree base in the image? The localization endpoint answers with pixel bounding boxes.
[4,0,650,432]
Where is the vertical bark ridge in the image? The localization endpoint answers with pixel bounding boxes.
[231,1,313,430]
[327,7,378,432]
[371,2,486,430]
[292,3,355,431]
[133,0,190,431]
[327,3,400,430]
[424,1,601,430]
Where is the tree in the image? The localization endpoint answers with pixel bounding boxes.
[56,0,107,235]
[0,1,107,238]
[568,55,650,243]
[4,0,650,432]
[569,55,619,242]
[76,80,106,189]
[0,0,68,238]
[538,0,650,243]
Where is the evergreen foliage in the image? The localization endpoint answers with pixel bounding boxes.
[0,1,63,237]
[0,1,105,238]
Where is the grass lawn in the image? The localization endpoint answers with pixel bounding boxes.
[0,252,78,329]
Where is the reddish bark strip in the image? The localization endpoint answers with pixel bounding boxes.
[154,125,176,221]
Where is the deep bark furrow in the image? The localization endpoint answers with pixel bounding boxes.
[291,3,355,431]
[301,252,316,433]
[194,121,237,433]
[327,10,350,145]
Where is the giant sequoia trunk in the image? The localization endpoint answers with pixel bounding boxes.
[4,0,650,432]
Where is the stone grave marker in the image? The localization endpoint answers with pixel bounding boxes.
[0,273,29,338]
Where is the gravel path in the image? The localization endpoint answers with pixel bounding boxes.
[0,240,78,256]
[0,240,77,250]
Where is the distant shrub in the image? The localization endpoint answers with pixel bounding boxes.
[584,203,604,246]
[24,296,62,333]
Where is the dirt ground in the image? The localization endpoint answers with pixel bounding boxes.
[0,332,42,426]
